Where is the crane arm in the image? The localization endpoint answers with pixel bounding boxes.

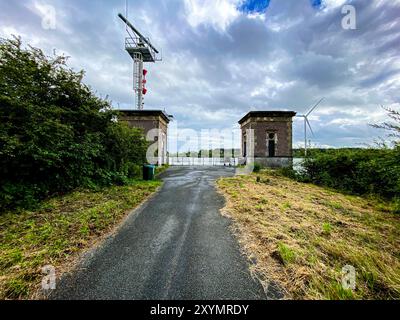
[118,13,159,54]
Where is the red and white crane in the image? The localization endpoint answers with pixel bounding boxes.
[118,13,161,110]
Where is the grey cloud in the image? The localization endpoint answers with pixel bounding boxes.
[279,52,351,89]
[359,68,400,88]
[0,0,399,149]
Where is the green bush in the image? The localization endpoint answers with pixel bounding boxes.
[278,166,297,179]
[253,163,262,173]
[294,148,400,202]
[0,37,148,211]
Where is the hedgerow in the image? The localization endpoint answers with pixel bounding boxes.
[282,148,400,213]
[0,37,147,211]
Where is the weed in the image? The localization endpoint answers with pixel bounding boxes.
[322,223,332,235]
[4,278,30,299]
[253,163,262,173]
[278,243,296,265]
[326,201,344,210]
[391,198,400,214]
[323,281,355,300]
[282,202,292,210]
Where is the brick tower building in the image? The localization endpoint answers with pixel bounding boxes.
[239,111,296,168]
[119,110,171,165]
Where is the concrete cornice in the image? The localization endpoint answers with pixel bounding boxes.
[239,111,297,125]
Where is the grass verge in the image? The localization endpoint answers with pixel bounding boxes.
[217,170,400,300]
[0,179,161,299]
[156,164,170,176]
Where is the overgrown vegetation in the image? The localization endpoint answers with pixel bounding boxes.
[155,164,170,176]
[217,170,400,300]
[289,107,400,210]
[253,163,262,173]
[0,37,148,211]
[288,148,400,209]
[0,179,161,299]
[293,148,365,158]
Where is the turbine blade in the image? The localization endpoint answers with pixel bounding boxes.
[307,97,325,117]
[306,118,315,136]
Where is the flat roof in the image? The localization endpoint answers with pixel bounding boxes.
[239,111,297,124]
[118,109,171,123]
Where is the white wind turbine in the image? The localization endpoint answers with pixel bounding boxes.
[299,98,324,157]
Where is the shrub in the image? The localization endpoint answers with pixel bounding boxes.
[278,166,297,179]
[0,37,148,211]
[253,163,262,173]
[294,148,400,201]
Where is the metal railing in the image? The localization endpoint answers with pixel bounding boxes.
[124,37,161,61]
[169,157,239,166]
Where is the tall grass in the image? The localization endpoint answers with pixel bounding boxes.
[285,148,400,212]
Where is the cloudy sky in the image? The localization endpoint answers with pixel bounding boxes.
[1,0,399,151]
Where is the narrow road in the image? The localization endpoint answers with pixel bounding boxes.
[51,167,269,300]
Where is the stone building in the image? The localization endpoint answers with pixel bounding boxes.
[119,110,171,165]
[239,111,297,168]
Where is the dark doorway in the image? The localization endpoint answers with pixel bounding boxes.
[268,139,276,157]
[268,133,276,157]
[243,141,247,157]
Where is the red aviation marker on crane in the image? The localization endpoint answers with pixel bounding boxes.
[118,13,161,110]
[142,69,148,95]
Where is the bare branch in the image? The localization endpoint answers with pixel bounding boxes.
[370,105,400,145]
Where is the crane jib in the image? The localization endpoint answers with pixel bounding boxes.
[118,13,159,54]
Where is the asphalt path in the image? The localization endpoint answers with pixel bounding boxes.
[51,166,275,300]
